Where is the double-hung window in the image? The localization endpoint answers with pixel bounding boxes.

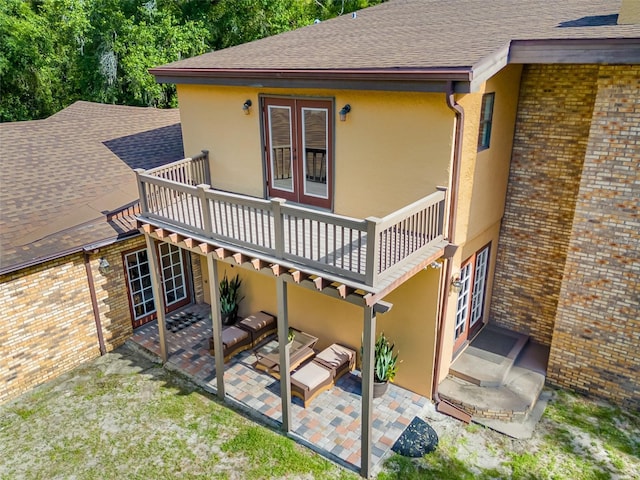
[478,92,495,151]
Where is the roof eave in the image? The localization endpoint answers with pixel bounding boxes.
[149,67,473,93]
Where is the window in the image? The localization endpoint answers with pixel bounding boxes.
[124,244,191,328]
[263,97,333,209]
[477,92,495,150]
[453,243,491,352]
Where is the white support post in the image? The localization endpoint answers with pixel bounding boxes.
[277,277,291,432]
[207,254,225,399]
[361,305,376,478]
[145,235,169,362]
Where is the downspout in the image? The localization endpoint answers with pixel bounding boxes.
[84,252,106,355]
[431,81,471,423]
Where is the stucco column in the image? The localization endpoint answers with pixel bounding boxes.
[361,305,376,478]
[277,277,292,432]
[206,254,225,398]
[144,235,168,362]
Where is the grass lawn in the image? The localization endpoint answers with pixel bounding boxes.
[1,345,638,479]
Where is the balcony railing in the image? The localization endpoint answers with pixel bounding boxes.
[135,154,446,289]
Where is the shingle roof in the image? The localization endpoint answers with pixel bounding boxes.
[156,0,639,72]
[0,101,183,274]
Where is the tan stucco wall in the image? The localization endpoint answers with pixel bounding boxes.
[436,65,523,378]
[177,85,454,219]
[201,258,440,397]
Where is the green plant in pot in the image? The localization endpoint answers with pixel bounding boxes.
[373,332,398,398]
[219,273,244,326]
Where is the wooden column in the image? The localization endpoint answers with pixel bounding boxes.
[277,277,292,432]
[145,235,169,362]
[361,305,376,478]
[206,253,225,399]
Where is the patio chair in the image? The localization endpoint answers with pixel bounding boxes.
[210,325,252,363]
[237,311,277,346]
[290,343,356,407]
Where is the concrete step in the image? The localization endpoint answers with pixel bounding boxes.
[438,363,546,421]
[449,324,529,387]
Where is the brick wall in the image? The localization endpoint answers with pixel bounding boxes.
[547,66,640,408]
[491,64,599,344]
[91,236,147,351]
[0,236,146,404]
[0,254,99,403]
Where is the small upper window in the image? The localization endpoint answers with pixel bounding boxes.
[478,92,495,151]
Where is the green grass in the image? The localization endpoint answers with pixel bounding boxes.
[2,349,638,480]
[381,389,640,480]
[0,350,357,480]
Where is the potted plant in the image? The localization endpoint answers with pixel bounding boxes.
[219,272,244,325]
[373,332,398,398]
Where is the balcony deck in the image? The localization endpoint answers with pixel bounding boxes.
[135,152,448,296]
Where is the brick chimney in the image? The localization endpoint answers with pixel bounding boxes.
[618,0,640,24]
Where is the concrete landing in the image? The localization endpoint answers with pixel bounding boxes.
[475,389,552,439]
[439,364,545,421]
[450,325,529,387]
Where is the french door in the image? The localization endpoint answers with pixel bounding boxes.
[453,243,491,352]
[263,97,333,209]
[124,243,191,328]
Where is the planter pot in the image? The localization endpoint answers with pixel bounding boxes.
[373,381,388,398]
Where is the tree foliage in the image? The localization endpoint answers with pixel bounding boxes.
[0,0,384,122]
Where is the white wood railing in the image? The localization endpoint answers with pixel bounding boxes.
[135,155,446,287]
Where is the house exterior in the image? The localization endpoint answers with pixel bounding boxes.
[0,102,188,403]
[1,0,638,476]
[130,2,639,472]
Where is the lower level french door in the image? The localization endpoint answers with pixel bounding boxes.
[453,243,491,353]
[124,243,191,328]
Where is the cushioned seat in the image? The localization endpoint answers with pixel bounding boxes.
[314,343,356,381]
[237,311,277,346]
[291,362,333,407]
[210,325,252,362]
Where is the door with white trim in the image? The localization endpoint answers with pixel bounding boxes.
[124,244,191,328]
[453,243,491,352]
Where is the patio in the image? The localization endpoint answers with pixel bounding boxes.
[129,303,430,475]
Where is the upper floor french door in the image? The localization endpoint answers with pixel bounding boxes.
[453,243,491,353]
[263,97,333,210]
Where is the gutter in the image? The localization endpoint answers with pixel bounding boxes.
[431,81,472,423]
[150,66,473,93]
[84,251,106,355]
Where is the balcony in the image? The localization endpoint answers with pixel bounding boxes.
[134,151,448,294]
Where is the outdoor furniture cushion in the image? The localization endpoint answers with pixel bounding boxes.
[210,326,251,362]
[313,343,356,380]
[291,361,334,408]
[237,311,277,346]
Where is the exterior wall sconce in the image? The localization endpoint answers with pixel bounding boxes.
[242,99,252,115]
[339,104,351,121]
[98,257,111,275]
[451,276,463,294]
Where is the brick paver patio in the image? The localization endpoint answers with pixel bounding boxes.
[129,303,429,475]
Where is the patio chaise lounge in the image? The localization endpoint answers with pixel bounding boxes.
[291,343,356,408]
[210,325,252,362]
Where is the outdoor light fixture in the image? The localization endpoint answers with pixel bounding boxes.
[339,104,351,121]
[98,257,111,275]
[451,276,463,294]
[242,99,252,115]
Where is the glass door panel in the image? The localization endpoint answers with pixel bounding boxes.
[301,107,328,199]
[268,105,294,193]
[470,245,489,329]
[453,261,473,351]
